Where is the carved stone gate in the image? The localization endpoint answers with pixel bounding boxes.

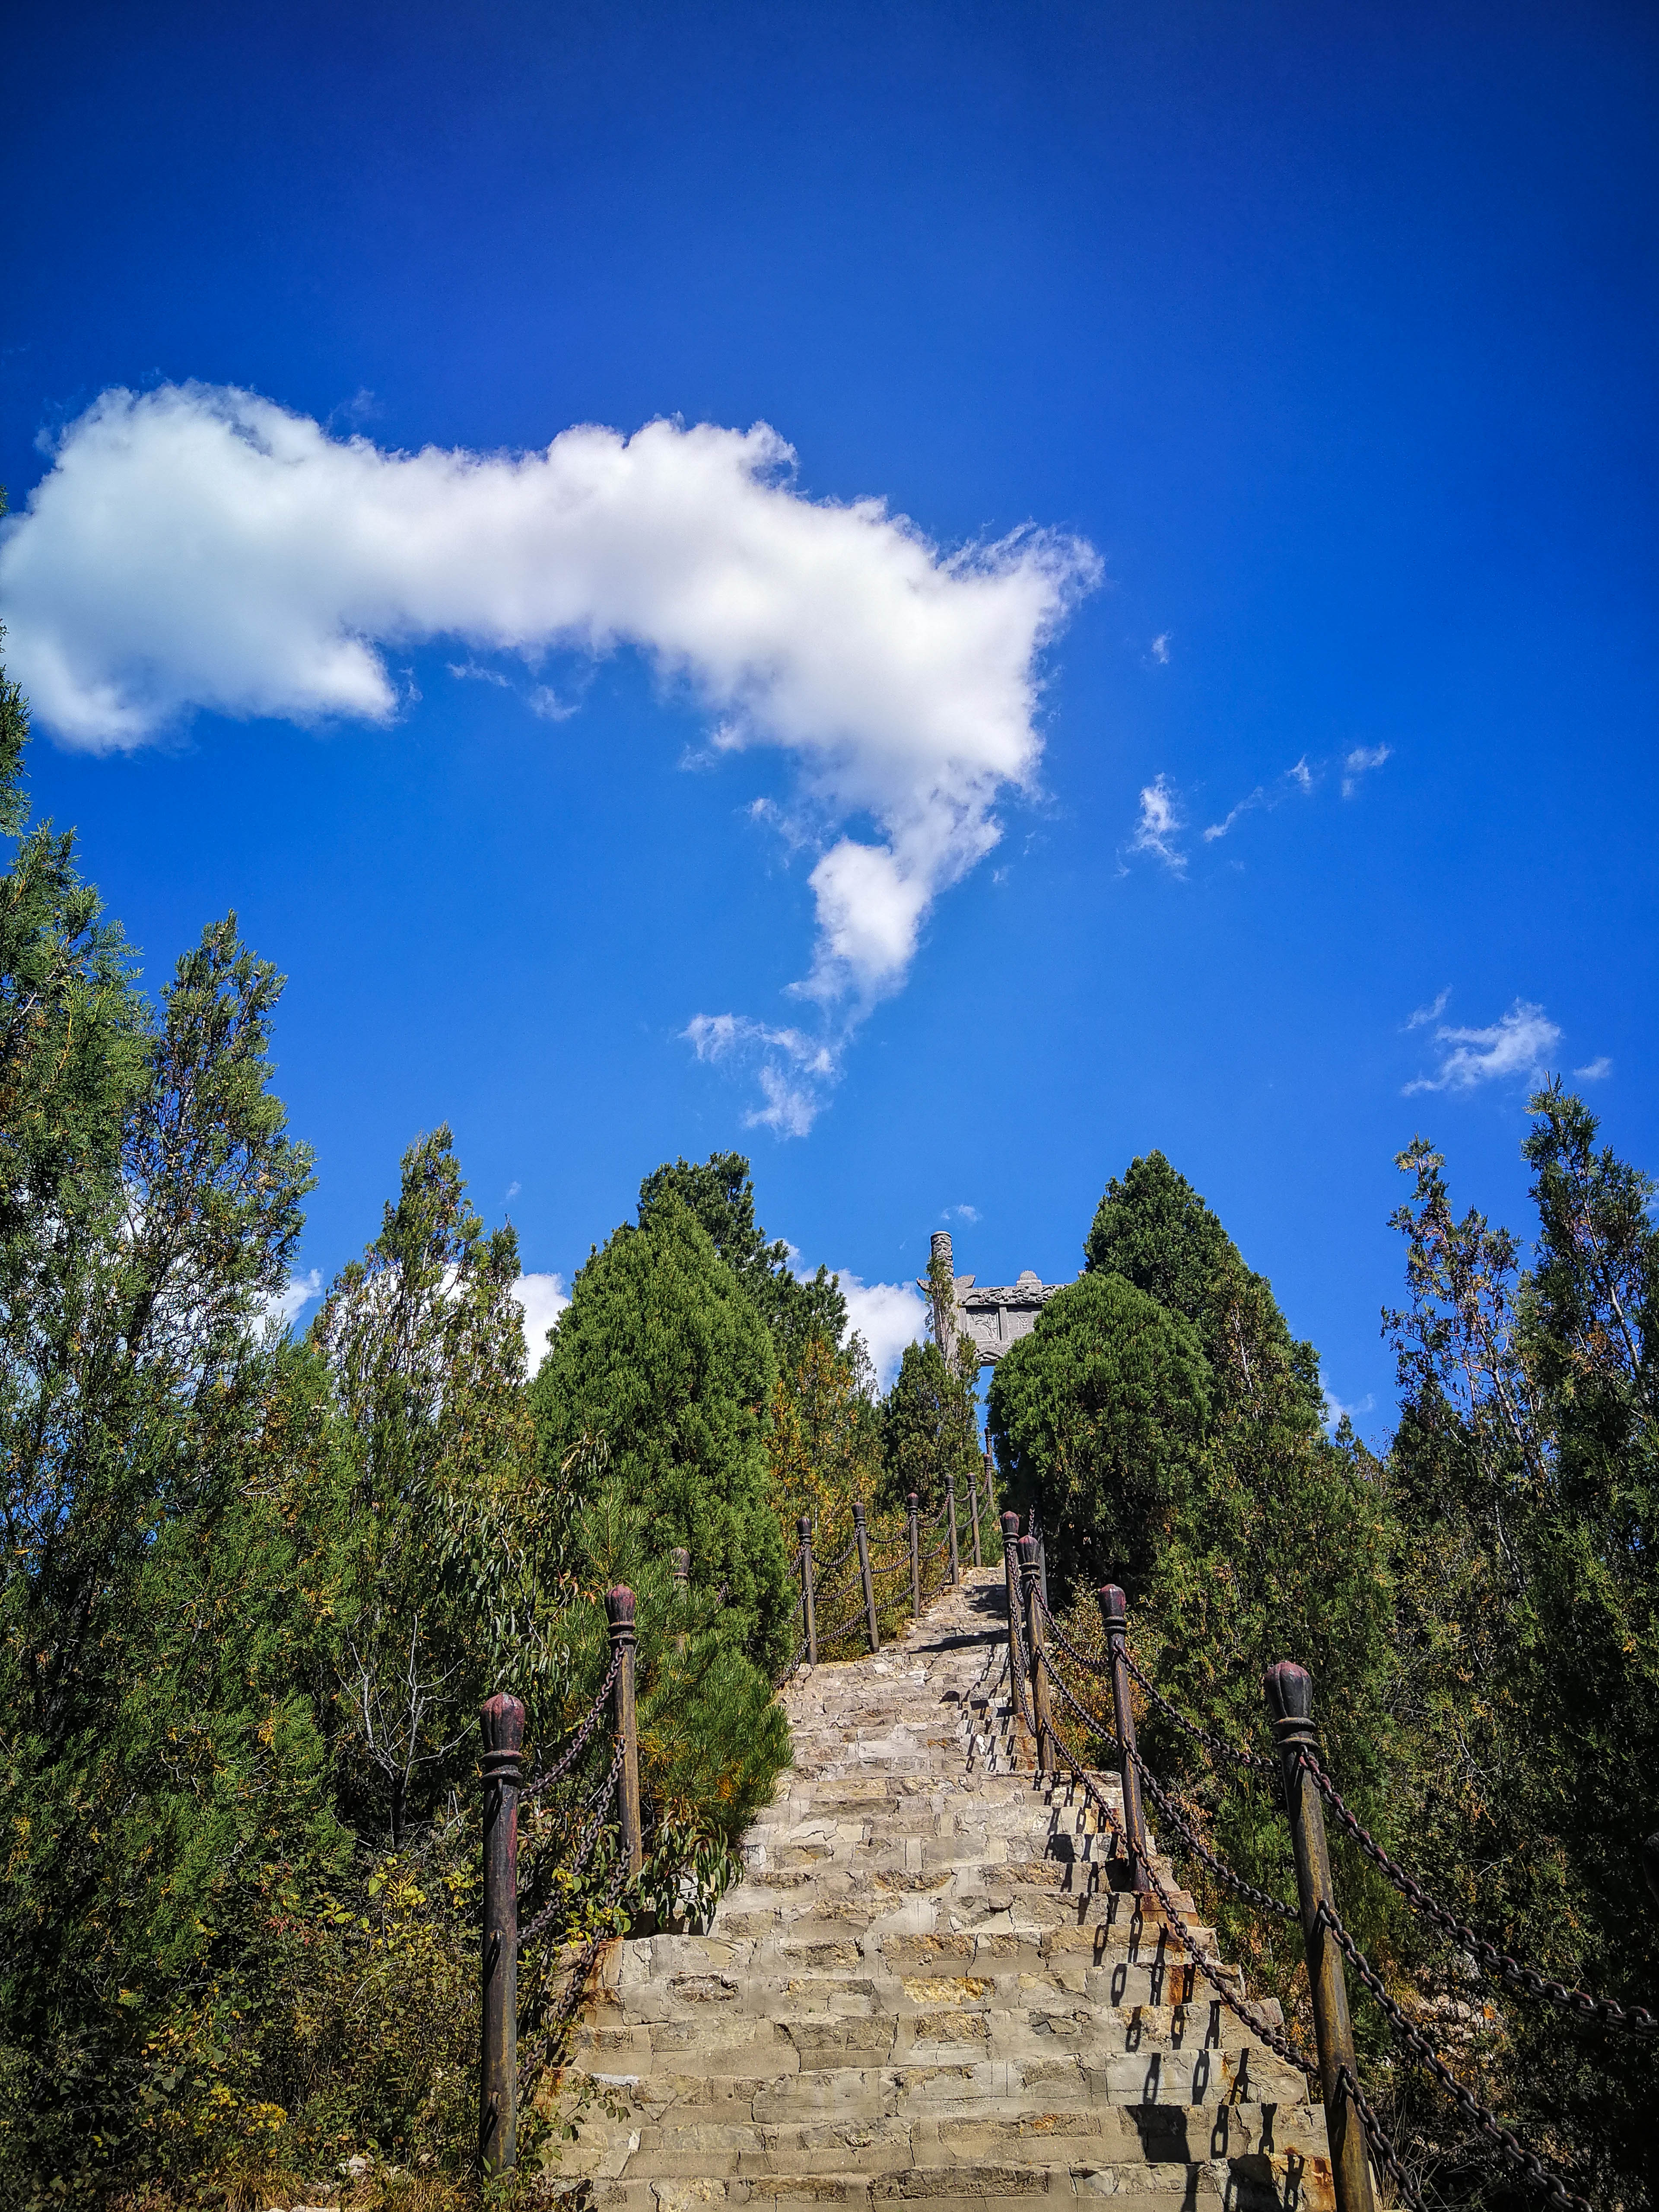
[922,1228,1068,1367]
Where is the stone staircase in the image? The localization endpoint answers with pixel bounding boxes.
[554,1567,1335,2209]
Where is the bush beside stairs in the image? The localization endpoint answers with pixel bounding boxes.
[553,1565,1336,2210]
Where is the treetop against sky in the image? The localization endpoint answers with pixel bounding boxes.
[1,0,1653,1427]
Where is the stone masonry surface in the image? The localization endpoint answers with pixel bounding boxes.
[550,1567,1336,2211]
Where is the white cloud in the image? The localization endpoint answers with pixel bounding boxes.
[837,1272,929,1388]
[513,1271,569,1371]
[1129,774,1185,873]
[1323,1386,1375,1432]
[0,385,1098,1131]
[1405,987,1451,1030]
[1150,632,1171,664]
[683,1012,838,1137]
[1288,755,1314,794]
[1202,786,1264,842]
[264,1267,321,1331]
[1575,1056,1613,1082]
[1341,743,1391,798]
[944,1203,980,1224]
[1404,1000,1562,1095]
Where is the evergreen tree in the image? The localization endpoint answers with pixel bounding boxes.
[882,1337,982,1517]
[987,1270,1211,1599]
[309,1126,558,1849]
[529,1191,792,1675]
[1385,1091,1659,2204]
[637,1149,846,1373]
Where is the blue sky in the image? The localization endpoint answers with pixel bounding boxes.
[2,0,1655,1429]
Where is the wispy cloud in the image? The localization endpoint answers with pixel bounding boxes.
[1405,988,1451,1031]
[0,382,1100,1132]
[683,1012,839,1137]
[943,1202,980,1224]
[1201,786,1265,842]
[1287,755,1313,794]
[1129,774,1186,873]
[1575,1055,1613,1082]
[1149,632,1171,665]
[1404,999,1562,1095]
[1341,744,1391,798]
[1323,1386,1375,1433]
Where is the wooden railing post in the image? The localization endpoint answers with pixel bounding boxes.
[478,1691,525,2178]
[908,1492,922,1616]
[607,1586,643,1878]
[946,1467,960,1586]
[1019,1535,1052,1773]
[671,1545,690,1654]
[1266,1662,1377,2212]
[1029,1508,1049,1611]
[968,1452,983,1569]
[854,1500,880,1653]
[1096,1585,1149,1892]
[798,1515,817,1667]
[1001,1510,1021,1643]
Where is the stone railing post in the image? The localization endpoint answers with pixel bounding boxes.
[1096,1585,1149,1892]
[478,1691,525,2178]
[607,1587,643,1878]
[1019,1535,1052,1773]
[1266,1662,1376,2212]
[908,1492,922,1616]
[798,1515,817,1667]
[854,1500,880,1653]
[946,1467,961,1586]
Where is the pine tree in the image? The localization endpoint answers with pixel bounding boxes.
[529,1191,792,1676]
[309,1126,555,1849]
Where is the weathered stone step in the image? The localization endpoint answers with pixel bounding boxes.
[546,1570,1334,2212]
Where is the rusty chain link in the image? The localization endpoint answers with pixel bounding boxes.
[1034,1647,1299,1925]
[1336,2063,1427,2212]
[1316,1899,1595,2212]
[521,1643,623,1797]
[517,1843,632,2097]
[518,1744,625,1948]
[1117,1643,1281,1781]
[1294,1750,1659,2036]
[1041,1704,1318,2085]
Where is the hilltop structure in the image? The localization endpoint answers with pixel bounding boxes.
[922,1229,1068,1367]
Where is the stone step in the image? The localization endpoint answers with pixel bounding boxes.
[543,1570,1334,2212]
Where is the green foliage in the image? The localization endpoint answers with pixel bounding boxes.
[310,1128,563,1850]
[880,1338,982,1519]
[637,1149,846,1376]
[530,1190,792,1679]
[1383,1089,1659,2204]
[987,1271,1210,1599]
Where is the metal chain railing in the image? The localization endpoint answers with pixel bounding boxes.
[1121,1644,1282,1781]
[515,1843,633,2098]
[1296,1749,1659,2036]
[1317,1899,1595,2212]
[518,1742,626,1947]
[1041,1702,1319,2084]
[1034,1644,1300,1925]
[521,1643,623,1797]
[1335,2063,1427,2212]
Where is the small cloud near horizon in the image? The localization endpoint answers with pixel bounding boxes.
[1575,1056,1613,1082]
